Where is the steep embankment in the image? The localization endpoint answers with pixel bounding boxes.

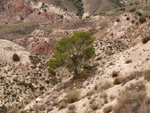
[22,39,150,113]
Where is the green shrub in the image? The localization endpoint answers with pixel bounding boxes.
[85,16,90,18]
[48,68,56,76]
[142,36,150,44]
[139,17,146,23]
[93,14,98,16]
[99,12,105,15]
[129,8,136,12]
[131,20,135,23]
[66,90,80,103]
[60,15,64,19]
[13,53,20,61]
[120,8,125,11]
[113,78,121,85]
[116,19,120,22]
[48,31,95,77]
[112,71,118,77]
[126,17,130,21]
[136,11,142,16]
[109,0,124,7]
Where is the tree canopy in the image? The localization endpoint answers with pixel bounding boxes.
[48,31,96,77]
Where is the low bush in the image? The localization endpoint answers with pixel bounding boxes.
[126,17,130,21]
[143,70,150,81]
[136,11,142,16]
[112,71,118,77]
[13,53,20,61]
[139,17,146,23]
[113,89,149,113]
[116,19,120,22]
[142,36,150,44]
[129,8,136,12]
[66,90,80,103]
[85,16,90,18]
[113,78,121,85]
[131,20,135,23]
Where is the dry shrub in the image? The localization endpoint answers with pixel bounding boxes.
[103,105,112,113]
[66,90,80,103]
[100,81,112,90]
[143,70,150,81]
[94,81,112,92]
[59,102,67,110]
[7,107,19,113]
[116,71,142,85]
[112,71,118,77]
[89,102,99,111]
[113,85,149,113]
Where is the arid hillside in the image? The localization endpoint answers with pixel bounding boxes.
[1,0,150,113]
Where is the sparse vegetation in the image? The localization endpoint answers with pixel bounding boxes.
[73,0,84,17]
[129,8,136,12]
[119,8,125,11]
[113,88,149,113]
[109,0,124,7]
[7,107,19,113]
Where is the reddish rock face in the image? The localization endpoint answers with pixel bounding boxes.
[16,37,56,56]
[0,1,56,24]
[30,42,52,56]
[89,27,98,34]
[3,1,32,17]
[40,12,55,21]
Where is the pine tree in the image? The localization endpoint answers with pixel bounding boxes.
[48,31,96,77]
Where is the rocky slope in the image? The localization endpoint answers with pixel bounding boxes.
[1,0,150,113]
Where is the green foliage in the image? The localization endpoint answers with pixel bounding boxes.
[49,31,96,76]
[85,16,90,18]
[60,15,63,19]
[139,17,146,24]
[112,71,118,77]
[116,18,120,22]
[136,11,142,16]
[48,68,56,76]
[99,12,105,15]
[13,53,20,61]
[113,78,121,85]
[126,17,130,21]
[93,14,99,16]
[119,8,125,11]
[109,0,124,7]
[131,20,135,24]
[129,8,136,13]
[142,36,150,44]
[73,0,84,17]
